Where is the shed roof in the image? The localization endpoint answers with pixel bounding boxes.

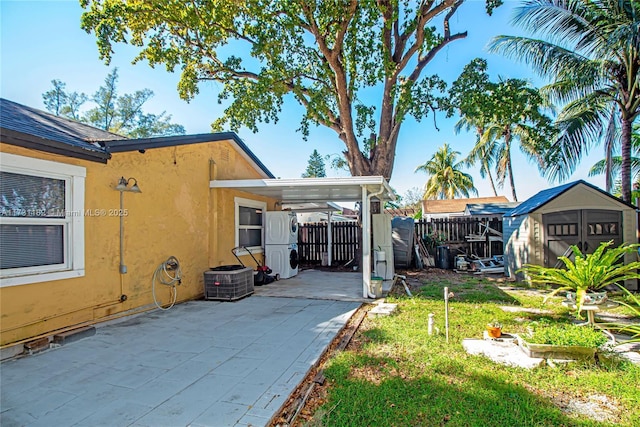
[465,202,521,216]
[422,196,509,214]
[505,180,635,217]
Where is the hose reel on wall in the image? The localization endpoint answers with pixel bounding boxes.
[152,256,183,310]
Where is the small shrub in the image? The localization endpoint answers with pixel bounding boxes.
[524,322,608,348]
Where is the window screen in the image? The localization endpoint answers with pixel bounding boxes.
[239,206,263,226]
[1,171,67,272]
[0,225,64,269]
[1,171,65,217]
[237,204,264,248]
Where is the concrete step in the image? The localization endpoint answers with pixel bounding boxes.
[368,302,397,318]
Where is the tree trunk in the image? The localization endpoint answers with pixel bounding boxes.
[484,159,498,196]
[345,130,398,179]
[505,134,518,202]
[620,116,633,203]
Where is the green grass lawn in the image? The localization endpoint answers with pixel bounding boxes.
[308,276,640,427]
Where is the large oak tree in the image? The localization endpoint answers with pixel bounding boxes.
[80,0,501,179]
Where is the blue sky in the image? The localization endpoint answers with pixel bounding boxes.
[1,0,606,203]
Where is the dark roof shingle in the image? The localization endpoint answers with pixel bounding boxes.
[1,98,122,161]
[1,98,274,177]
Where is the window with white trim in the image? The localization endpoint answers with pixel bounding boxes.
[235,197,265,253]
[0,153,85,287]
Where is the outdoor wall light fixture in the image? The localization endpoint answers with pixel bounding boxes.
[115,176,142,193]
[115,177,142,278]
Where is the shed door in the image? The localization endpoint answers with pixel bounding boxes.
[543,209,622,267]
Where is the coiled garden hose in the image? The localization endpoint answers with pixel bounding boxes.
[152,256,182,310]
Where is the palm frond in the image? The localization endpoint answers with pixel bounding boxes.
[542,95,612,181]
[489,36,589,82]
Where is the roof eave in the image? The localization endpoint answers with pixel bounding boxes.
[104,132,274,179]
[1,128,111,164]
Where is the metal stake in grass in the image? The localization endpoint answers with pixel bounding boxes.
[428,313,435,335]
[444,287,450,343]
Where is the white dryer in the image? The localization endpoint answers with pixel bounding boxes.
[265,211,298,244]
[265,243,299,279]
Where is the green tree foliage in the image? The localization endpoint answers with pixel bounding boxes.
[401,186,424,209]
[490,0,640,203]
[80,0,502,178]
[42,79,87,120]
[42,68,185,138]
[302,149,327,178]
[590,125,640,200]
[448,58,554,202]
[415,143,477,200]
[448,59,499,196]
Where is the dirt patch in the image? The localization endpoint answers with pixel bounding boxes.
[536,388,622,423]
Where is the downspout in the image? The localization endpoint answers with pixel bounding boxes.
[362,184,387,298]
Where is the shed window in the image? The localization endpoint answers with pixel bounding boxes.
[547,223,578,237]
[0,153,85,287]
[587,222,618,236]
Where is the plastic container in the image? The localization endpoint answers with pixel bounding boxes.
[436,245,450,269]
[374,250,386,262]
[391,217,414,268]
[370,276,383,298]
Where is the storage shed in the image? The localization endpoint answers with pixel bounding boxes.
[503,180,638,290]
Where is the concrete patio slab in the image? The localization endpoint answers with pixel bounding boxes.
[254,269,392,301]
[0,296,360,427]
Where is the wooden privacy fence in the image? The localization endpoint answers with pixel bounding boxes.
[298,216,504,266]
[298,222,359,265]
[414,217,504,258]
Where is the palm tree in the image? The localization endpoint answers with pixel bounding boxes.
[456,116,500,196]
[415,143,478,200]
[490,0,640,203]
[449,59,501,196]
[590,124,640,198]
[479,78,554,202]
[448,59,553,201]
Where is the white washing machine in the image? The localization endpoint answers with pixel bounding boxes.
[265,243,299,279]
[265,211,298,244]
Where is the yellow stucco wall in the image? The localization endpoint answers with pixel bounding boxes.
[0,140,276,346]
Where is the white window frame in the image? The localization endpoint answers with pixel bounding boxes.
[234,197,265,255]
[0,153,85,287]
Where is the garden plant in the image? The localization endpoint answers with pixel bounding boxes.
[519,240,640,314]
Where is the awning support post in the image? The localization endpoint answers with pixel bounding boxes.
[362,186,371,298]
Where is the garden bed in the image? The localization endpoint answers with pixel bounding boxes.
[516,334,597,361]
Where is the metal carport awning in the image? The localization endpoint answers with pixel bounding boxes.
[210,176,395,298]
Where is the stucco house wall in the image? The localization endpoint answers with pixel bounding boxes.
[0,138,276,346]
